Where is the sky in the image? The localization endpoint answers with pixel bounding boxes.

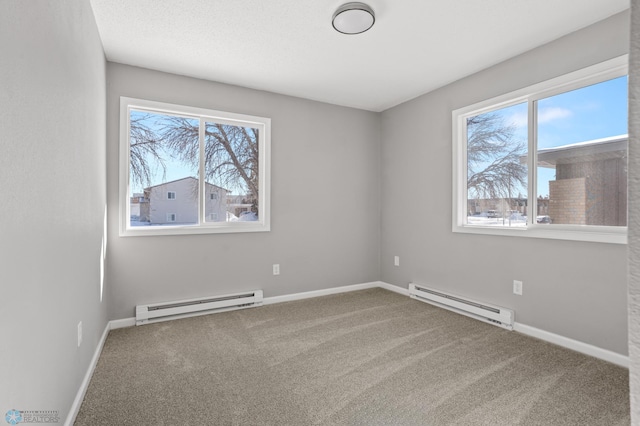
[475,75,628,198]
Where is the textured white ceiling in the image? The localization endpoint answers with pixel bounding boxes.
[89,0,628,112]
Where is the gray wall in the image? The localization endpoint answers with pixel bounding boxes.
[0,0,107,422]
[380,12,630,355]
[106,63,381,320]
[628,0,639,422]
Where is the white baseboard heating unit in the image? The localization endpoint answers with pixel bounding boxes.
[135,290,263,326]
[409,284,514,330]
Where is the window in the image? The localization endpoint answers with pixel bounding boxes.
[453,56,628,244]
[120,97,271,236]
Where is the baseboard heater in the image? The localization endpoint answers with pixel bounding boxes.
[135,290,263,326]
[409,284,514,330]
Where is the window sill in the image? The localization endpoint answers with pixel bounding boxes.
[452,224,626,244]
[120,221,270,237]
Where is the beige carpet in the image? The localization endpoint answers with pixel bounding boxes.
[75,288,630,425]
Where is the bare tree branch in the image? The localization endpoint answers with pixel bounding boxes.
[466,112,527,200]
[129,114,166,189]
[159,116,259,205]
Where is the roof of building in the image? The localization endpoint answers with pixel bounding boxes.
[143,176,229,192]
[520,134,628,167]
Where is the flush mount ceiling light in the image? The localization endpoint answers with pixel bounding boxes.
[332,2,375,35]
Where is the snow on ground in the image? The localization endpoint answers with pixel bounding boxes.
[129,211,255,226]
[131,220,150,227]
[237,211,258,221]
[466,215,527,227]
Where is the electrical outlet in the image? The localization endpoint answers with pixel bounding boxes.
[394,256,400,267]
[513,280,523,296]
[273,264,280,275]
[77,321,83,347]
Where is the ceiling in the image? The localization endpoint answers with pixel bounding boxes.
[89,0,628,112]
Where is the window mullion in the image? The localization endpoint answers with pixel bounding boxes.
[199,119,206,225]
[461,116,469,226]
[124,106,133,228]
[528,98,537,227]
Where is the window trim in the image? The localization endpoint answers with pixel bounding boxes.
[167,191,176,200]
[452,55,628,244]
[119,97,271,237]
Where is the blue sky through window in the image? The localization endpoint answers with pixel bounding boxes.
[537,76,627,149]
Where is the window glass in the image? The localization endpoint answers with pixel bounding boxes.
[129,110,198,227]
[536,76,628,226]
[203,122,259,223]
[466,102,528,227]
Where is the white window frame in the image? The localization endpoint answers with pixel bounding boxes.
[120,97,271,237]
[167,213,176,222]
[452,56,628,244]
[210,192,218,200]
[167,191,176,200]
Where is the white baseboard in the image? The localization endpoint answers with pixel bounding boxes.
[109,282,406,328]
[377,281,410,296]
[64,322,110,426]
[109,283,406,327]
[513,322,628,368]
[262,281,381,305]
[110,282,404,327]
[110,317,135,329]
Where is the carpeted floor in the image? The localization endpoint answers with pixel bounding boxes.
[75,288,630,425]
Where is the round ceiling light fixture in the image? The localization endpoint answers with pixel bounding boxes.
[332,2,375,35]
